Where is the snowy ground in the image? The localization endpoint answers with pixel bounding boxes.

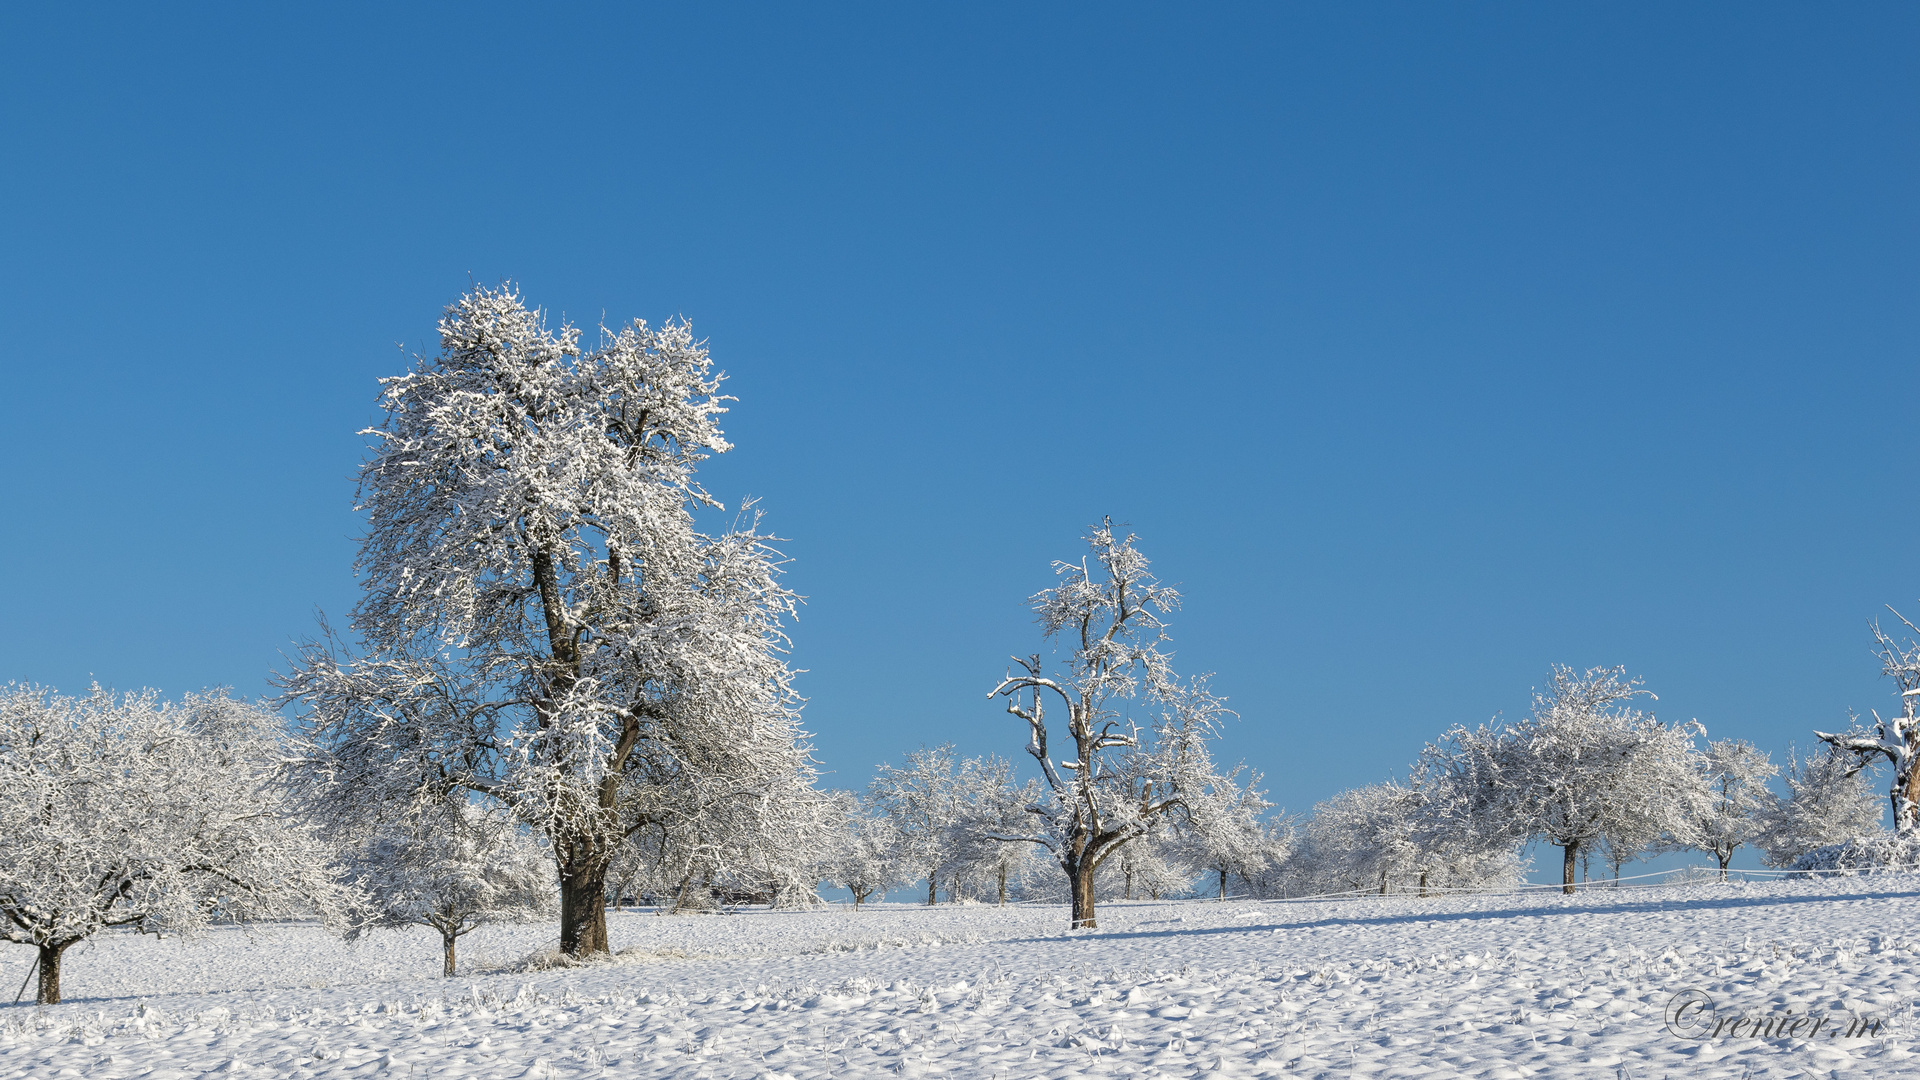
[6,879,1920,1078]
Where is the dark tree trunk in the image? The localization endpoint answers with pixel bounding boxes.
[1219,868,1229,900]
[37,942,68,1006]
[1717,849,1732,882]
[998,866,1008,905]
[926,874,936,906]
[1068,860,1098,929]
[560,857,611,956]
[443,931,458,977]
[1418,870,1428,898]
[1561,840,1578,895]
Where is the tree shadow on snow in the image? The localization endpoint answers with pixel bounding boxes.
[1024,887,1920,947]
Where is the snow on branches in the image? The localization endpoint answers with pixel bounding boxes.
[279,284,814,957]
[1676,739,1777,879]
[1421,665,1705,893]
[1815,608,1920,834]
[1757,744,1886,868]
[0,685,348,1004]
[344,802,556,977]
[989,521,1235,929]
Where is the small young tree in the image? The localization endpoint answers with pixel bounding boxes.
[1757,744,1887,867]
[1816,610,1920,833]
[988,521,1232,929]
[0,685,348,1005]
[347,803,556,976]
[825,792,909,906]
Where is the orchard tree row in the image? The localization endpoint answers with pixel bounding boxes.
[6,284,1919,1008]
[0,287,1259,1004]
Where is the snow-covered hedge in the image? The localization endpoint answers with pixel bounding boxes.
[1791,832,1920,875]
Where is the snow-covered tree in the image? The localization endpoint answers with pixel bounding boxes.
[1111,829,1196,900]
[1816,610,1920,833]
[1180,764,1273,899]
[950,755,1044,904]
[1278,775,1520,899]
[347,802,555,976]
[869,744,962,904]
[1756,744,1886,868]
[1424,666,1704,894]
[0,685,348,1004]
[1668,739,1777,880]
[824,792,909,906]
[624,764,833,913]
[1233,816,1300,899]
[988,522,1233,929]
[278,285,811,958]
[1285,783,1422,896]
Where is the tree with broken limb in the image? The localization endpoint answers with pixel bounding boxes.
[988,521,1233,930]
[1815,609,1920,834]
[0,685,349,1005]
[278,285,808,959]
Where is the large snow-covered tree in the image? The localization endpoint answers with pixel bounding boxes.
[988,522,1232,929]
[346,802,555,976]
[1816,611,1920,834]
[1426,666,1704,894]
[0,685,348,1005]
[279,285,809,957]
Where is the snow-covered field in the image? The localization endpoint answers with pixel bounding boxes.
[6,879,1920,1078]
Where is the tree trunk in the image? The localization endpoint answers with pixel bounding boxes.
[1561,840,1578,895]
[36,942,68,1006]
[1068,860,1098,929]
[998,866,1008,906]
[926,874,936,906]
[560,858,611,956]
[1897,752,1920,833]
[1418,870,1428,899]
[443,931,458,978]
[1123,864,1134,901]
[1219,868,1228,900]
[1717,849,1732,882]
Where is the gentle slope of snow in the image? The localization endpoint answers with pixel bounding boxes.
[5,879,1919,1078]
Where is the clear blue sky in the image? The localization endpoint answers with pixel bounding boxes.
[3,5,1916,844]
